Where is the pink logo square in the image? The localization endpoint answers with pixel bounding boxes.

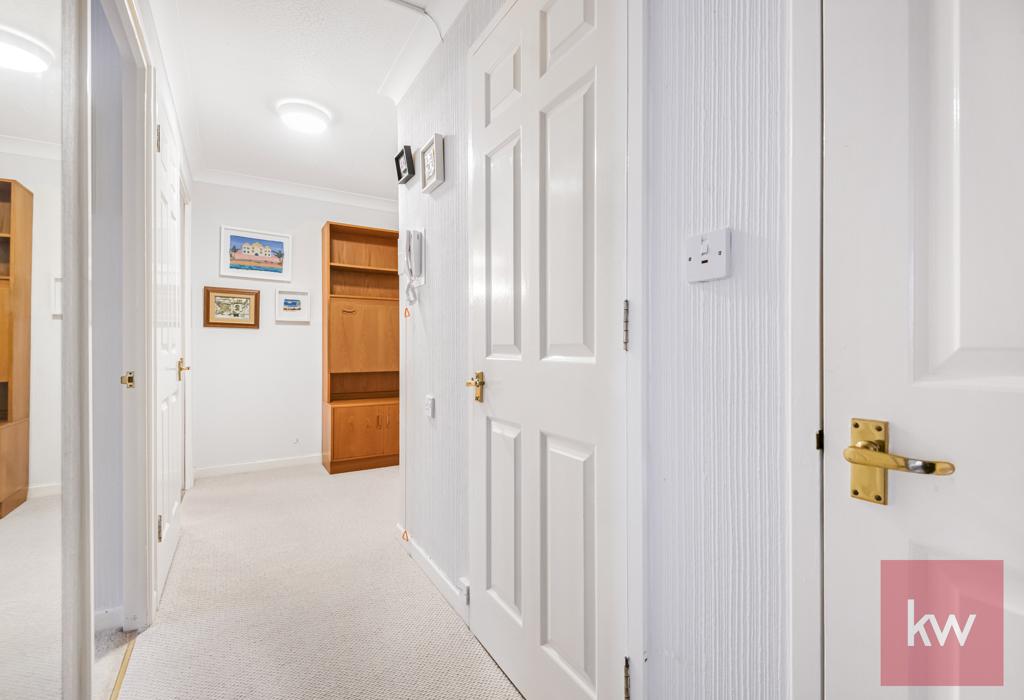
[881,560,1003,686]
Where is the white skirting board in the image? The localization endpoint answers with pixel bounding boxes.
[28,482,61,499]
[396,524,469,622]
[94,607,123,632]
[194,453,322,480]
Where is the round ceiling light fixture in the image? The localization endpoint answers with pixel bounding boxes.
[0,26,54,74]
[276,99,332,135]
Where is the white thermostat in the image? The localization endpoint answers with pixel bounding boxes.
[686,227,731,283]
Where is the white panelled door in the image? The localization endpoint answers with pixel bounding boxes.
[825,0,1024,696]
[154,94,185,598]
[468,0,627,698]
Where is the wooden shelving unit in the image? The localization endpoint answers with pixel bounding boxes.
[321,221,400,474]
[0,180,32,518]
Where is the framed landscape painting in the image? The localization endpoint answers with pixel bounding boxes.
[203,287,260,329]
[220,226,292,282]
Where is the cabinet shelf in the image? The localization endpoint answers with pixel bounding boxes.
[330,262,398,274]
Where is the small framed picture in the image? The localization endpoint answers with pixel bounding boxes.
[276,289,310,323]
[203,287,260,329]
[395,145,415,185]
[420,133,445,193]
[220,226,293,282]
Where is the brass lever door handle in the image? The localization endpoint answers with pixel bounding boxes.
[843,418,955,505]
[177,357,191,382]
[843,443,955,476]
[466,371,485,403]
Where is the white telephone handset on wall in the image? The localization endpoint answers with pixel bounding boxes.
[404,229,425,303]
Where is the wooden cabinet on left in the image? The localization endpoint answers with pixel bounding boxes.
[0,179,32,518]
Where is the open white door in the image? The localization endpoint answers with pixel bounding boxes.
[153,91,185,597]
[468,0,627,698]
[824,0,1024,695]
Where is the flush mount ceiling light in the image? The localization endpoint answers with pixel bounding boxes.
[276,99,332,135]
[0,26,54,74]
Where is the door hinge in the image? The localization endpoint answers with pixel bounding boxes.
[623,300,630,351]
[816,429,824,451]
[624,656,631,699]
[157,514,163,543]
[156,124,162,153]
[464,585,471,607]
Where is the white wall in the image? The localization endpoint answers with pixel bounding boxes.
[644,0,790,697]
[395,0,502,603]
[190,181,396,473]
[0,147,62,494]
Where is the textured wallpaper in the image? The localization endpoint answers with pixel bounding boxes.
[396,0,503,594]
[644,0,790,697]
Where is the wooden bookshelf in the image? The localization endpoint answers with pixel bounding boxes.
[321,221,399,474]
[0,180,32,518]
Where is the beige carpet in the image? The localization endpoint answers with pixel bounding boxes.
[119,465,521,699]
[0,495,61,699]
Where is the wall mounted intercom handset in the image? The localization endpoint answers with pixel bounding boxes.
[404,229,425,303]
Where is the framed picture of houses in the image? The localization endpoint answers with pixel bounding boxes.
[220,226,293,282]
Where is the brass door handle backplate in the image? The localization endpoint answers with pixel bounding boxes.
[177,357,191,382]
[466,371,485,402]
[843,418,955,505]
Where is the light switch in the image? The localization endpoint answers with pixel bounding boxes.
[686,228,731,283]
[424,395,435,418]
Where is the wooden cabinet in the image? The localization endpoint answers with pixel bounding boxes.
[322,221,400,475]
[330,402,383,461]
[0,180,31,518]
[328,298,399,373]
[324,399,398,473]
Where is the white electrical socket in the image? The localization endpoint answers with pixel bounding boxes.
[686,227,732,283]
[424,395,435,418]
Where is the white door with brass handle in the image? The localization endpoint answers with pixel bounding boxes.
[467,2,629,698]
[825,0,1024,695]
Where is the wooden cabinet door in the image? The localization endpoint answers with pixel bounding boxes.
[330,404,383,461]
[382,403,399,456]
[328,298,398,373]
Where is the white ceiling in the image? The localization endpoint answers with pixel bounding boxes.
[0,0,61,146]
[158,0,466,202]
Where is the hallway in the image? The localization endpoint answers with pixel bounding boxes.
[118,465,520,699]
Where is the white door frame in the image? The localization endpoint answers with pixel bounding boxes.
[180,177,194,491]
[63,1,93,695]
[787,0,824,696]
[624,0,646,696]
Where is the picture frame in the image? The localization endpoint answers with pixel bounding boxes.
[419,133,445,193]
[220,226,293,282]
[275,289,310,323]
[203,286,260,329]
[395,145,415,185]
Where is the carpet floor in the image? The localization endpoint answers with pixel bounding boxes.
[0,495,61,700]
[119,465,521,700]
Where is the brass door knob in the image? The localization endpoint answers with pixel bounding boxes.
[465,371,485,402]
[843,419,955,505]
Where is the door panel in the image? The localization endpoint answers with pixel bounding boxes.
[331,404,384,461]
[468,1,626,698]
[824,0,1024,696]
[154,96,185,597]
